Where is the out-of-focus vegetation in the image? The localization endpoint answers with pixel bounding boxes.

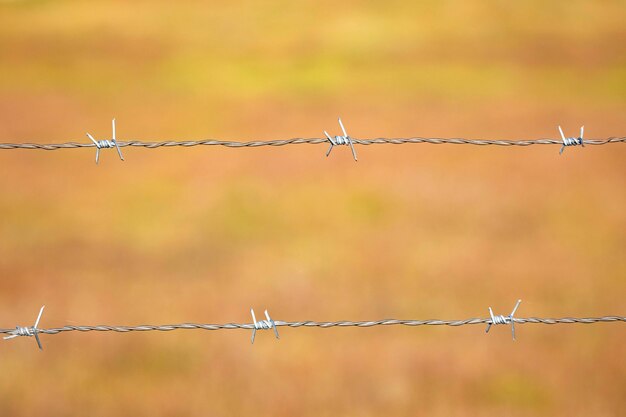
[0,1,624,416]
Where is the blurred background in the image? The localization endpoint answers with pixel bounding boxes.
[0,1,625,416]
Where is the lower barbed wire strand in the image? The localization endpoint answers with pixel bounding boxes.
[0,316,623,336]
[0,137,625,151]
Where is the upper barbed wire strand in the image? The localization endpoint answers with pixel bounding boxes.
[0,316,623,336]
[0,136,625,151]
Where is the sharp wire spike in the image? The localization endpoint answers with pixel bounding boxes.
[250,308,257,344]
[338,117,347,137]
[324,131,336,157]
[510,299,521,317]
[348,136,358,161]
[34,305,45,328]
[580,126,585,148]
[485,299,522,341]
[265,310,280,340]
[113,119,124,161]
[324,131,336,145]
[558,125,566,155]
[86,133,100,163]
[86,133,98,146]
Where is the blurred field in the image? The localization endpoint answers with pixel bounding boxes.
[0,1,625,416]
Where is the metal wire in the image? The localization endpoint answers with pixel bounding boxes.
[1,136,625,151]
[1,316,623,336]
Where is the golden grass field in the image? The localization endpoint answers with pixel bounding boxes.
[0,1,625,416]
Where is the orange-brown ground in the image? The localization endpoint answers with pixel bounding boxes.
[0,1,625,416]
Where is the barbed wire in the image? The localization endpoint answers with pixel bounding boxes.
[2,304,624,349]
[6,316,623,334]
[2,137,625,151]
[0,119,624,162]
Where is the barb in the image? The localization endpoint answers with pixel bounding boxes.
[558,125,584,155]
[85,118,124,164]
[3,306,45,350]
[1,136,624,152]
[485,299,522,340]
[250,309,280,344]
[1,308,623,347]
[324,117,358,161]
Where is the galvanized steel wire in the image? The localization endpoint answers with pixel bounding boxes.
[1,136,625,151]
[1,315,623,336]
